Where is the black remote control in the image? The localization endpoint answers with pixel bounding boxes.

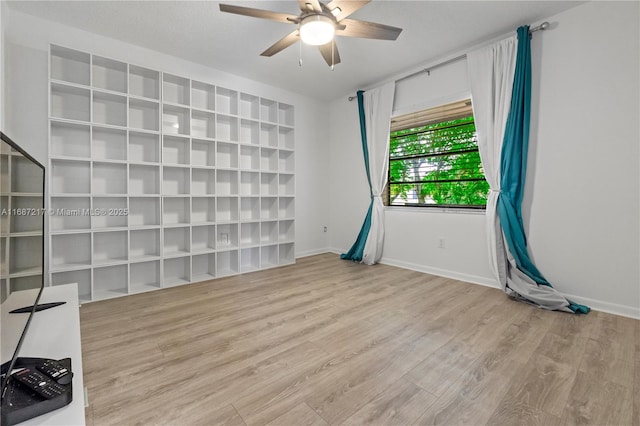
[12,369,66,399]
[37,360,69,381]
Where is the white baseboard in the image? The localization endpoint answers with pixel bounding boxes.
[297,249,640,320]
[295,247,337,259]
[379,256,499,289]
[561,293,640,320]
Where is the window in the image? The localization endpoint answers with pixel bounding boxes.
[387,99,488,208]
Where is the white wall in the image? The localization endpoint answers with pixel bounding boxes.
[524,1,639,317]
[328,1,640,318]
[0,1,7,128]
[3,10,331,259]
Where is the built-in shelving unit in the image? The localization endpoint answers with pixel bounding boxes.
[0,141,45,301]
[48,45,295,303]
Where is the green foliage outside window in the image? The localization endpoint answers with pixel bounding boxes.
[389,116,489,207]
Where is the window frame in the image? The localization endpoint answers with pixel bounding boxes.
[386,96,488,211]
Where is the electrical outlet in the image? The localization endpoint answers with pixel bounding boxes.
[438,237,445,249]
[323,226,327,233]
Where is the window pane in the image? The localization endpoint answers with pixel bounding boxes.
[390,117,476,159]
[389,151,485,183]
[390,180,489,206]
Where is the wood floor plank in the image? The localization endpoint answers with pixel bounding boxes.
[406,297,527,397]
[578,311,636,388]
[340,377,437,426]
[264,403,329,426]
[303,341,429,425]
[634,319,640,426]
[413,363,521,425]
[78,253,639,426]
[486,354,574,424]
[560,371,633,425]
[171,404,247,426]
[413,305,556,425]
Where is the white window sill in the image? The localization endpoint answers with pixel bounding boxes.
[385,205,486,215]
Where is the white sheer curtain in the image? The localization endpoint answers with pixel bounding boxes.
[468,36,518,286]
[361,82,395,265]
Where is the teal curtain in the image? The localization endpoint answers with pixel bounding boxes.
[341,90,373,261]
[497,26,589,314]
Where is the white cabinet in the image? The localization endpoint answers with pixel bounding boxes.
[48,45,295,303]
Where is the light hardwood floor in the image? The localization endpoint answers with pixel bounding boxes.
[80,253,639,425]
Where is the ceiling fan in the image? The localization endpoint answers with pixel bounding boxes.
[219,0,402,67]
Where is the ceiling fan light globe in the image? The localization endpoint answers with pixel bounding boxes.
[300,15,335,45]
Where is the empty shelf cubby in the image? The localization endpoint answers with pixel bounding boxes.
[192,253,216,282]
[191,225,215,253]
[163,197,190,225]
[129,65,160,100]
[163,227,190,257]
[162,166,190,195]
[240,247,260,272]
[191,110,216,139]
[129,132,160,163]
[163,105,190,135]
[191,197,215,224]
[240,197,260,221]
[163,256,191,287]
[92,127,126,161]
[93,264,128,298]
[129,99,160,131]
[216,250,239,277]
[130,228,161,260]
[92,197,127,229]
[92,55,127,93]
[50,121,90,159]
[163,73,190,106]
[129,197,160,227]
[191,169,216,195]
[240,222,260,248]
[163,136,190,165]
[50,45,90,86]
[129,164,160,195]
[216,87,238,115]
[191,139,215,167]
[240,119,260,145]
[51,83,90,122]
[216,197,238,223]
[191,81,215,111]
[261,197,278,221]
[239,93,260,119]
[92,162,127,195]
[93,91,127,127]
[130,260,161,292]
[93,230,128,264]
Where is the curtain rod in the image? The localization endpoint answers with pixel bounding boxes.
[348,22,549,101]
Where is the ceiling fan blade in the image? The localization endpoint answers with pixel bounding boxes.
[318,42,341,66]
[219,4,299,24]
[336,18,402,40]
[261,30,300,57]
[326,0,370,20]
[297,0,323,13]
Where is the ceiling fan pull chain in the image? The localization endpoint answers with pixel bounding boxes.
[331,39,335,71]
[299,37,303,67]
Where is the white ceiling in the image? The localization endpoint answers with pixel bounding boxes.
[7,1,584,101]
